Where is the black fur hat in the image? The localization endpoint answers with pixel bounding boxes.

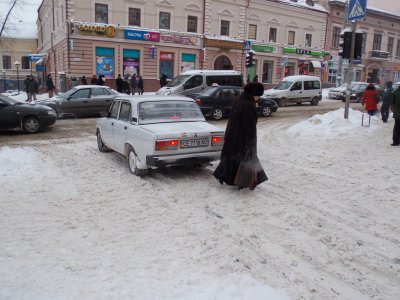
[244,82,264,96]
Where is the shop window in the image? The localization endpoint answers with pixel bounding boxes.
[305,34,312,47]
[2,55,11,69]
[159,52,174,80]
[269,27,277,43]
[288,31,295,45]
[95,47,115,78]
[249,24,257,40]
[129,8,141,27]
[387,37,394,55]
[187,16,197,33]
[220,20,230,36]
[159,12,171,30]
[123,49,140,78]
[21,56,30,69]
[262,60,273,83]
[328,69,337,84]
[95,3,108,24]
[181,53,195,73]
[372,33,382,51]
[332,27,340,48]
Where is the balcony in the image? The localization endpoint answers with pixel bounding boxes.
[369,50,389,61]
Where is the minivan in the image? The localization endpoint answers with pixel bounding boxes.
[155,70,243,96]
[263,75,322,107]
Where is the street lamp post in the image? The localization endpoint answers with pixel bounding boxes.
[2,69,6,92]
[14,61,20,94]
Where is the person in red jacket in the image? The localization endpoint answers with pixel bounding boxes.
[362,83,378,116]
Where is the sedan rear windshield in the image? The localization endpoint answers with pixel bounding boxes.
[139,100,204,124]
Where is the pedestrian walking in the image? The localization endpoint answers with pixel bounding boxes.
[90,75,97,85]
[138,76,144,95]
[362,83,379,116]
[130,74,137,95]
[23,75,30,101]
[96,74,105,86]
[253,75,259,83]
[116,74,124,93]
[381,81,393,123]
[45,74,55,98]
[81,76,88,85]
[123,75,131,94]
[160,74,168,88]
[213,82,268,190]
[390,84,400,146]
[26,75,39,102]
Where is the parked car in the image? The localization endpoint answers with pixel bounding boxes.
[36,85,121,117]
[347,83,385,102]
[188,86,278,120]
[393,82,400,90]
[96,95,225,176]
[263,75,322,107]
[328,82,365,100]
[0,94,57,133]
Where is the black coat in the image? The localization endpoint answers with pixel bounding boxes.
[213,92,267,189]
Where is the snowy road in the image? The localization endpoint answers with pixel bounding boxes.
[1,100,399,300]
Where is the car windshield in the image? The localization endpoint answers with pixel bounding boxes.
[201,87,219,96]
[0,94,18,105]
[139,100,204,124]
[165,75,191,87]
[352,84,367,91]
[274,81,293,90]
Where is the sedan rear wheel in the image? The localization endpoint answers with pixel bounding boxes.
[127,146,146,176]
[22,116,41,133]
[97,130,111,152]
[261,105,272,117]
[212,108,223,120]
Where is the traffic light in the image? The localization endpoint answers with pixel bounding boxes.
[339,30,351,59]
[354,32,363,60]
[245,50,255,68]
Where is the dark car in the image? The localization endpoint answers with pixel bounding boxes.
[188,86,278,120]
[345,83,385,103]
[36,85,121,117]
[0,94,57,133]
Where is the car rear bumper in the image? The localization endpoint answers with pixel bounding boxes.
[146,150,221,167]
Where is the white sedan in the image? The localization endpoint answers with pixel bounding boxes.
[96,95,225,176]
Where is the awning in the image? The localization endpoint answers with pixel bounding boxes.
[35,59,43,65]
[311,61,321,68]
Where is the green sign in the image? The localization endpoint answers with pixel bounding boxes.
[252,44,274,53]
[283,47,329,57]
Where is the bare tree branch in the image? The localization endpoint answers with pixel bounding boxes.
[0,0,18,39]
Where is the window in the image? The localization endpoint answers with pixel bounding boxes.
[71,89,90,99]
[2,55,11,69]
[118,102,131,122]
[187,16,197,33]
[328,68,337,84]
[291,81,302,90]
[396,39,400,57]
[372,33,382,51]
[21,56,29,69]
[269,27,277,43]
[362,33,367,53]
[220,20,230,36]
[288,31,295,45]
[387,37,394,55]
[332,27,340,48]
[262,60,273,83]
[110,101,120,119]
[92,87,111,96]
[95,3,108,23]
[159,12,170,30]
[185,75,203,89]
[129,8,140,26]
[305,34,312,47]
[249,24,257,40]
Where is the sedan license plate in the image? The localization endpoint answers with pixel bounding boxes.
[180,138,209,148]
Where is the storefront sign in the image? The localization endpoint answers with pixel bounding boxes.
[161,34,198,46]
[124,29,160,42]
[28,54,43,61]
[283,47,329,57]
[370,50,389,59]
[78,23,116,38]
[160,52,174,61]
[204,38,243,50]
[252,44,274,53]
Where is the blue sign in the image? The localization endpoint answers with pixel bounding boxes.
[348,0,366,21]
[28,54,43,61]
[244,40,251,51]
[124,29,160,42]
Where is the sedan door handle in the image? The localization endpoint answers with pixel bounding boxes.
[124,126,127,130]
[83,101,88,103]
[106,100,110,102]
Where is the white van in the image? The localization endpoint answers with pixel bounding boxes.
[155,70,243,96]
[263,75,322,107]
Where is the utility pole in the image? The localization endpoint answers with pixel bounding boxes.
[344,21,357,119]
[337,0,349,87]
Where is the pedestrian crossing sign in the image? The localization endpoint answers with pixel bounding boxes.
[348,0,366,21]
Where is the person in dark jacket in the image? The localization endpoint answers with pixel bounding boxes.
[390,85,400,146]
[45,74,55,98]
[26,75,39,102]
[96,74,105,86]
[362,83,378,116]
[138,76,144,95]
[381,81,393,123]
[160,74,168,88]
[116,74,124,93]
[90,75,97,85]
[213,82,268,190]
[81,76,88,85]
[24,75,30,101]
[130,75,137,95]
[253,75,259,83]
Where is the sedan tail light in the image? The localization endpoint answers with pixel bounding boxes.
[211,135,224,146]
[155,139,179,151]
[195,99,202,105]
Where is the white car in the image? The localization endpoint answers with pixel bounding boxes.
[96,95,225,176]
[328,82,365,100]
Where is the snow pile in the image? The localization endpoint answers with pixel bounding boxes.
[287,107,380,137]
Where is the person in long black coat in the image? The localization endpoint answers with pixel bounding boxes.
[213,82,268,190]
